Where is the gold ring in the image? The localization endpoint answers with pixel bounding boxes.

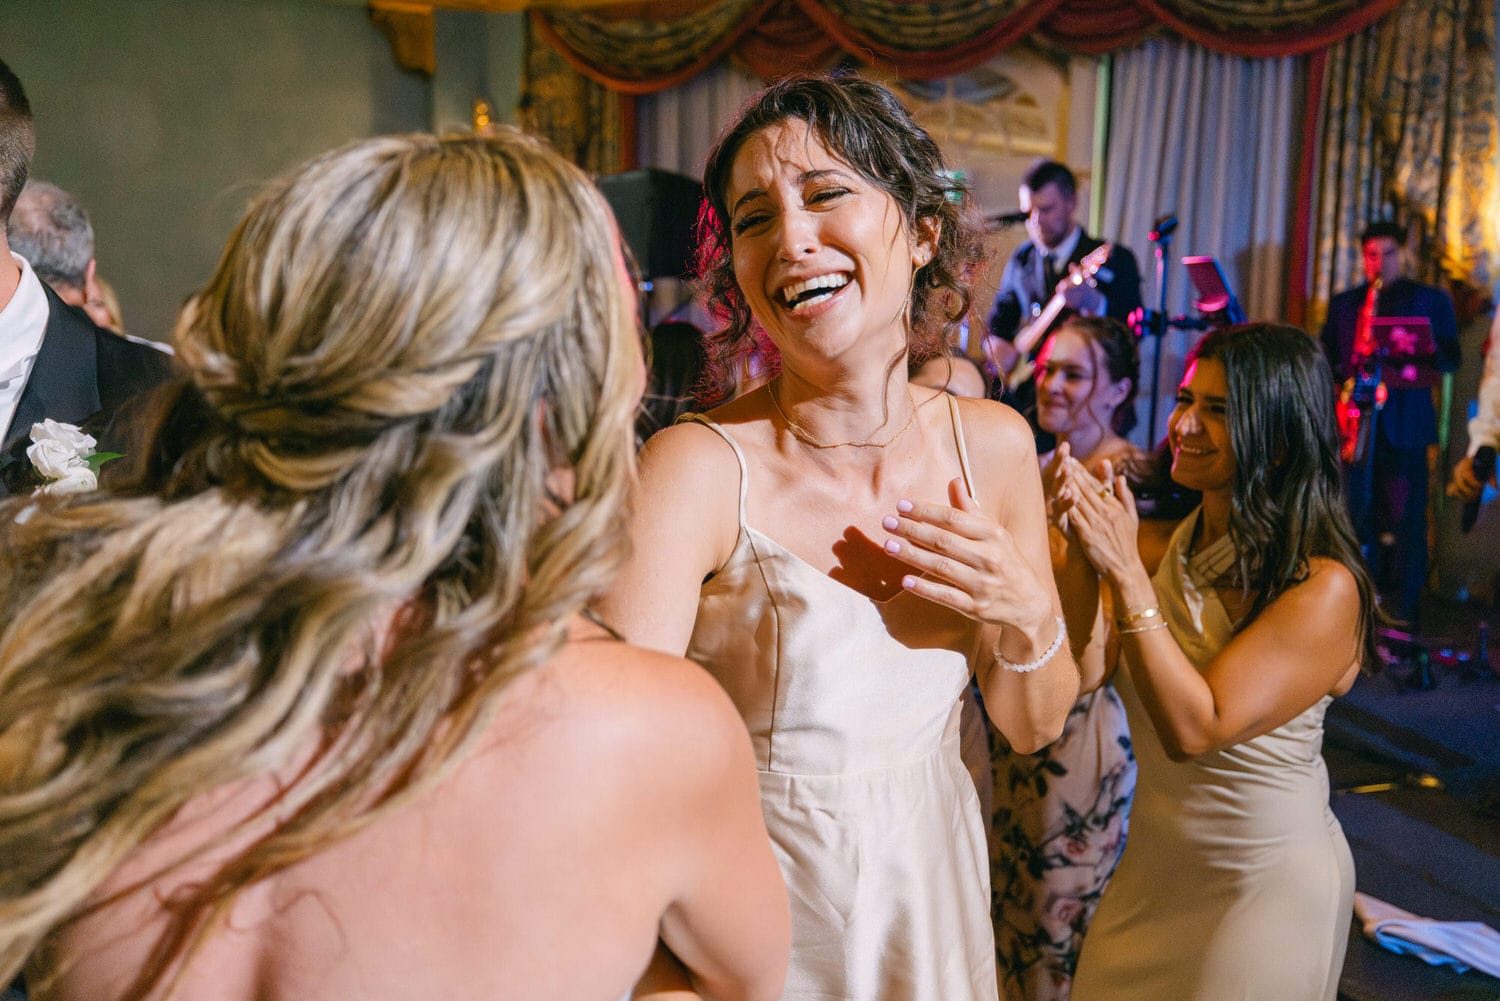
[1098,487,1113,499]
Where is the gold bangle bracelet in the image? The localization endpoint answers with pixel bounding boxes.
[1116,606,1161,628]
[1119,620,1169,636]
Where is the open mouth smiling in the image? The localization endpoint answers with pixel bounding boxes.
[779,273,850,312]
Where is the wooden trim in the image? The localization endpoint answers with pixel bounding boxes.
[369,1,437,76]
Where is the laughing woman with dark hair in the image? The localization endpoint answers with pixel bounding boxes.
[601,74,1078,1000]
[1054,323,1374,1001]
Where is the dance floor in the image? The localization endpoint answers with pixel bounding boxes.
[1327,596,1500,1001]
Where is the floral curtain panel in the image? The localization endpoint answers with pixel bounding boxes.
[522,18,632,175]
[532,0,1403,93]
[1305,0,1497,332]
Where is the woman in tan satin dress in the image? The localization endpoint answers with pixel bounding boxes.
[1055,323,1376,1001]
[600,75,1080,1000]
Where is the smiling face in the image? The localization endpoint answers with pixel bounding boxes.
[1034,327,1129,438]
[1168,355,1236,496]
[725,118,935,369]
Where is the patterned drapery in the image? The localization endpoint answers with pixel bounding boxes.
[1305,0,1497,332]
[1100,37,1301,446]
[531,0,1403,94]
[521,17,632,175]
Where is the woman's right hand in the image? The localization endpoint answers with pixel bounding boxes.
[1055,457,1145,587]
[1040,441,1069,524]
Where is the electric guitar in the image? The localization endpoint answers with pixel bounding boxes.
[987,242,1114,391]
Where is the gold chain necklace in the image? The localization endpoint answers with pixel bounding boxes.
[767,379,920,449]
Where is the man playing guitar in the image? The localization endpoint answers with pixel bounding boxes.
[983,161,1142,448]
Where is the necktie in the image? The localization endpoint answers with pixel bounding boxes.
[1044,255,1062,297]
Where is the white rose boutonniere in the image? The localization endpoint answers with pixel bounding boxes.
[25,419,121,496]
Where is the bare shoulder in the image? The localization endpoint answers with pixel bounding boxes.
[626,416,746,594]
[543,639,749,769]
[1250,556,1361,640]
[953,395,1045,514]
[638,417,742,493]
[1290,556,1361,611]
[953,394,1036,456]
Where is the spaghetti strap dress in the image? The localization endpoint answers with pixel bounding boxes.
[1070,510,1354,1001]
[680,396,998,1001]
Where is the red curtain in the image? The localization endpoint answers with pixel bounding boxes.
[533,0,1408,94]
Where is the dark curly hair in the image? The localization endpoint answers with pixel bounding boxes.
[1186,322,1377,668]
[696,73,986,388]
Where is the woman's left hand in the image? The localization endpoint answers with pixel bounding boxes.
[882,476,1052,632]
[1055,457,1143,584]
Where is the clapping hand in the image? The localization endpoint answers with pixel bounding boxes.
[1054,456,1142,583]
[881,476,1052,634]
[1041,441,1074,531]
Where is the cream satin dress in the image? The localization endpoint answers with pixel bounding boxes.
[681,400,997,1001]
[1071,510,1355,1001]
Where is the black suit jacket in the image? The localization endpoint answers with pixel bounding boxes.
[985,232,1144,345]
[0,284,175,492]
[1318,278,1460,452]
[983,233,1142,447]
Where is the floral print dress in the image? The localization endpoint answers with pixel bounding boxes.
[989,684,1135,1001]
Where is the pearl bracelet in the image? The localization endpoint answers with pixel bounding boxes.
[993,615,1067,674]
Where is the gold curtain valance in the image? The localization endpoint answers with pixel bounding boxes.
[372,0,1405,88]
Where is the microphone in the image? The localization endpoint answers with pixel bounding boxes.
[1149,214,1178,241]
[987,210,1028,229]
[1461,444,1495,532]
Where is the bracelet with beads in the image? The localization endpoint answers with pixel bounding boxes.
[994,615,1067,674]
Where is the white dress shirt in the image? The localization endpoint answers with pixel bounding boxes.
[0,252,50,438]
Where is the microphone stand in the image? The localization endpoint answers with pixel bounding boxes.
[1145,214,1177,444]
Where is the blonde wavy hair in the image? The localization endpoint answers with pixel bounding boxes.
[0,130,640,996]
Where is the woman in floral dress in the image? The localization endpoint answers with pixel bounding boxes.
[991,316,1141,1001]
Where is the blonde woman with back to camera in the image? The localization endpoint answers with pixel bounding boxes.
[0,131,788,1001]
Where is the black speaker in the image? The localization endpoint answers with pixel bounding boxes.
[597,168,703,280]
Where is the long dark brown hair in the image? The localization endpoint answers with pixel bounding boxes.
[1188,322,1378,667]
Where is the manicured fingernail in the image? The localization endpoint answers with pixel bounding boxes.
[897,499,913,513]
[902,575,918,589]
[882,515,900,531]
[884,539,901,554]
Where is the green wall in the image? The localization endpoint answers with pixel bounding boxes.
[1,0,432,343]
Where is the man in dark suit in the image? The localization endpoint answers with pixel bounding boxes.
[983,160,1142,443]
[0,57,172,486]
[1320,220,1460,628]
